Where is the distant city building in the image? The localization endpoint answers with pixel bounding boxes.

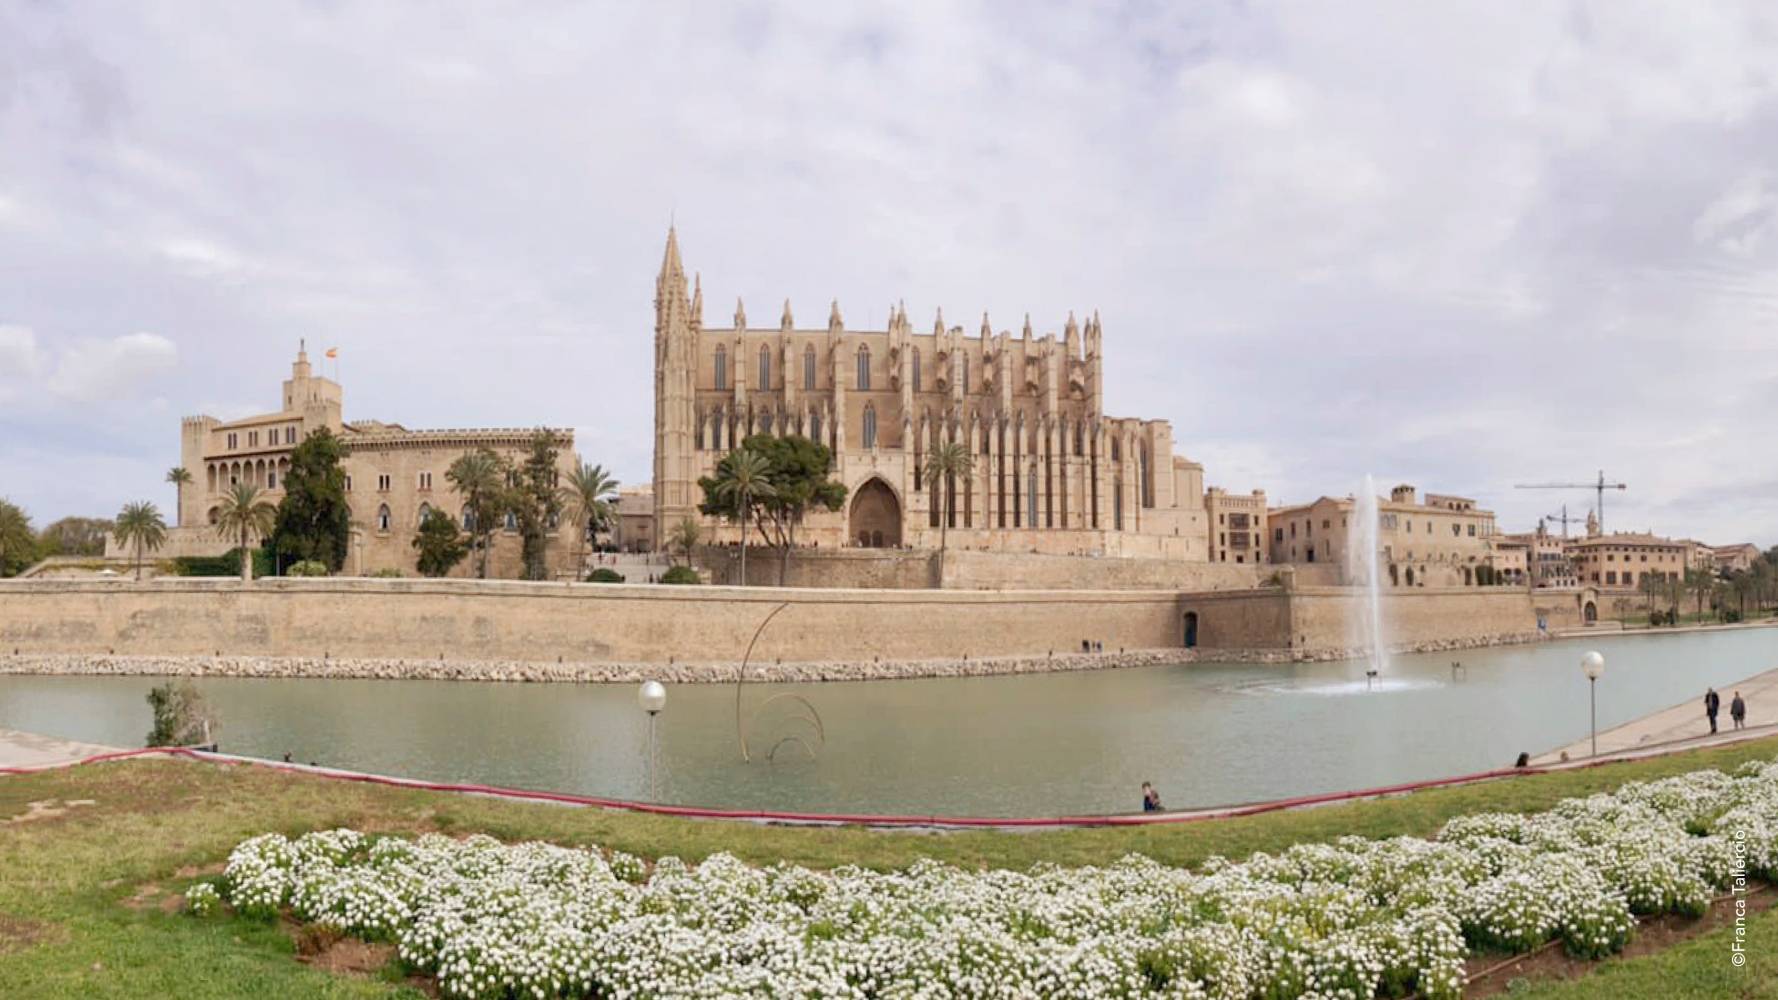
[651,228,1213,559]
[1714,542,1763,574]
[1563,523,1688,593]
[115,346,580,577]
[1267,484,1505,586]
[1502,520,1579,588]
[610,485,656,553]
[1204,487,1268,564]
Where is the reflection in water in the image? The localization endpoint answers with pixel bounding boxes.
[0,627,1773,817]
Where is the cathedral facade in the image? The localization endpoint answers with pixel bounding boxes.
[652,229,1210,560]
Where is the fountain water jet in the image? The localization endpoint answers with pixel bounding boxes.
[1347,475,1389,683]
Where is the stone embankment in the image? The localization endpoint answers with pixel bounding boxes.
[0,632,1548,685]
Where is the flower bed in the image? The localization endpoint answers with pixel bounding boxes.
[202,759,1778,998]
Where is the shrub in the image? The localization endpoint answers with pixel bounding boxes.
[371,567,404,578]
[660,565,700,585]
[586,567,625,583]
[171,547,273,578]
[146,679,215,747]
[286,560,329,577]
[184,881,221,916]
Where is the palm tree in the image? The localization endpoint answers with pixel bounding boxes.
[558,461,619,577]
[114,501,168,581]
[447,449,503,579]
[668,516,701,568]
[710,449,776,585]
[165,467,192,527]
[923,441,974,585]
[213,483,276,581]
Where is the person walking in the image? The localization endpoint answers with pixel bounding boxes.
[1704,687,1721,734]
[1141,782,1162,813]
[1731,690,1746,731]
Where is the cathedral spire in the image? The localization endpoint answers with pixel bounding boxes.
[781,298,794,330]
[690,273,702,321]
[1065,310,1078,339]
[829,299,843,330]
[1022,313,1033,339]
[933,306,946,336]
[980,311,992,338]
[734,296,746,330]
[658,224,684,284]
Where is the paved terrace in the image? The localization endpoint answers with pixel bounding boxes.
[1534,664,1778,764]
[0,728,121,770]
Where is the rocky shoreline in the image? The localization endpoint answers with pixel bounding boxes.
[0,633,1550,685]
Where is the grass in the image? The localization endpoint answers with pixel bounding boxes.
[1509,905,1778,998]
[3,737,1777,997]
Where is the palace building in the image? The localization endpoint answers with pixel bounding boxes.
[116,346,581,578]
[650,228,1211,559]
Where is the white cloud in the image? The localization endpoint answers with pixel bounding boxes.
[45,332,178,402]
[0,324,49,378]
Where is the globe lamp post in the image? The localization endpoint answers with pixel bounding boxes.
[638,680,667,801]
[1581,651,1605,758]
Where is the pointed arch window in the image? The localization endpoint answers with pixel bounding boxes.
[1140,442,1153,508]
[761,411,773,435]
[758,344,771,389]
[862,404,877,449]
[1027,464,1039,527]
[377,504,392,533]
[960,354,969,393]
[418,502,432,525]
[714,345,728,390]
[856,345,872,390]
[803,344,816,389]
[504,510,518,532]
[911,348,921,391]
[810,411,823,446]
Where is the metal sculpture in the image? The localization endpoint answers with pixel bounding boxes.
[734,602,827,763]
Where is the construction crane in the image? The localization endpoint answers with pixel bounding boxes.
[1544,504,1583,539]
[1514,471,1628,534]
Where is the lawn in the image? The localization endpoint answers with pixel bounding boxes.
[2,737,1776,997]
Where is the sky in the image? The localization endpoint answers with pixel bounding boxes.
[2,1,1775,546]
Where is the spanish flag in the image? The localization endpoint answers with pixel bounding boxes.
[325,347,338,359]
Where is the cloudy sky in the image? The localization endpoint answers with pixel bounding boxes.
[3,1,1776,546]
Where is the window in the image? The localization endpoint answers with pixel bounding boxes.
[377,474,391,491]
[1467,524,1476,537]
[862,404,877,449]
[1274,527,1284,543]
[226,432,238,449]
[345,475,353,492]
[504,510,517,532]
[376,504,391,532]
[961,354,969,392]
[418,502,431,523]
[267,470,277,489]
[758,344,771,388]
[462,506,476,531]
[810,412,822,445]
[1606,571,1617,585]
[803,344,816,389]
[419,472,432,490]
[714,345,728,390]
[1452,523,1461,536]
[1405,520,1411,533]
[911,348,921,391]
[856,345,871,390]
[1027,464,1038,526]
[286,427,296,444]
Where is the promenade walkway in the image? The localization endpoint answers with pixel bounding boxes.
[0,728,121,769]
[1533,664,1778,764]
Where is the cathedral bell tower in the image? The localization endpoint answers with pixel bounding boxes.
[653,226,700,545]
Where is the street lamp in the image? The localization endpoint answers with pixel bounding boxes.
[1581,650,1605,757]
[638,680,667,801]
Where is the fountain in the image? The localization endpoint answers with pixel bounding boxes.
[1348,474,1389,684]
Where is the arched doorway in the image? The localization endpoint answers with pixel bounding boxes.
[1182,612,1199,648]
[849,477,902,548]
[1583,600,1597,624]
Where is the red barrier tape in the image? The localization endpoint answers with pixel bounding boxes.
[1,743,1566,828]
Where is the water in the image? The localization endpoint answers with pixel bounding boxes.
[1348,475,1387,678]
[1,628,1773,817]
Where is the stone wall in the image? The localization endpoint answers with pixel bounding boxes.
[0,578,1189,665]
[1177,586,1540,656]
[704,547,1268,592]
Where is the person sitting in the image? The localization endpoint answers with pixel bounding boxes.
[1141,782,1162,813]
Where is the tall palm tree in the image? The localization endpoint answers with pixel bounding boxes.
[114,501,168,581]
[213,483,276,581]
[558,461,619,577]
[923,441,974,585]
[711,449,776,585]
[668,516,701,568]
[165,467,192,527]
[447,449,503,579]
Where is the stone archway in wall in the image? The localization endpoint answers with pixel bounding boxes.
[849,477,902,548]
[1584,600,1598,623]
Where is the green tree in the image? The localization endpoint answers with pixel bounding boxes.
[559,461,619,576]
[922,441,974,585]
[704,435,845,584]
[165,467,192,526]
[412,507,469,577]
[145,679,215,747]
[1638,572,1663,614]
[667,516,701,568]
[698,448,777,585]
[37,516,114,557]
[0,498,38,577]
[513,430,564,581]
[114,501,168,581]
[1683,567,1716,621]
[269,428,352,573]
[447,448,506,579]
[213,483,277,582]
